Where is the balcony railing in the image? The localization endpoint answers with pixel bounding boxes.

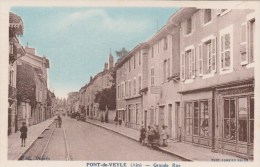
[8,85,17,100]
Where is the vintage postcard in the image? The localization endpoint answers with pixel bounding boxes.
[0,0,259,167]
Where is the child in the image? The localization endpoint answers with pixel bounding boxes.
[20,122,28,147]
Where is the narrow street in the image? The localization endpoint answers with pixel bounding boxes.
[23,116,182,161]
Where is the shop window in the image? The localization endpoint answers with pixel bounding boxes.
[193,102,199,135]
[250,97,254,143]
[238,97,247,142]
[185,102,193,135]
[224,99,236,140]
[200,101,209,137]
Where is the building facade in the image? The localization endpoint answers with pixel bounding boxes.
[172,8,255,159]
[8,12,25,135]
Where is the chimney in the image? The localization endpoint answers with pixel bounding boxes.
[104,63,108,71]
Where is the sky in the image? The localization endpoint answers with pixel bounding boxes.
[11,7,178,98]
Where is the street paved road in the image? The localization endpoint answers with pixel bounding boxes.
[62,116,182,161]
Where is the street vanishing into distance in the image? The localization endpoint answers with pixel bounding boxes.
[22,116,183,161]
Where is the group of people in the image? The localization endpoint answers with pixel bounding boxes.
[139,125,169,148]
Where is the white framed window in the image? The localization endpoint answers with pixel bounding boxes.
[121,83,124,98]
[181,52,185,80]
[183,45,195,80]
[201,36,216,75]
[163,60,167,82]
[117,85,120,99]
[133,54,136,69]
[219,25,233,74]
[186,14,195,35]
[151,68,155,85]
[151,47,154,58]
[138,51,141,65]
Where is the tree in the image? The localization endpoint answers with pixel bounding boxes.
[116,47,128,59]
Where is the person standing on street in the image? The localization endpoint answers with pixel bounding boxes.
[139,125,146,145]
[161,125,169,147]
[58,115,62,128]
[20,122,28,147]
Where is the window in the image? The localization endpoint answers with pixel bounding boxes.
[138,51,141,65]
[163,37,168,50]
[181,52,185,80]
[238,97,247,142]
[133,79,136,95]
[194,102,199,135]
[134,55,136,69]
[9,42,14,55]
[128,81,131,97]
[249,97,254,143]
[224,99,236,140]
[151,68,155,85]
[136,104,139,124]
[128,60,131,72]
[200,101,209,137]
[138,75,141,91]
[186,18,192,35]
[203,9,212,24]
[121,83,124,98]
[248,18,255,63]
[151,47,154,58]
[163,60,167,82]
[185,102,193,135]
[167,58,170,78]
[125,81,128,97]
[184,49,195,79]
[117,85,120,99]
[220,26,233,71]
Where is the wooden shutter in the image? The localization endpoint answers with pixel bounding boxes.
[192,48,196,78]
[211,37,217,72]
[220,35,224,69]
[240,22,248,65]
[181,52,185,80]
[224,33,231,69]
[202,43,207,74]
[198,44,203,76]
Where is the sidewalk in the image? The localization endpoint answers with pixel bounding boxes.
[8,118,55,160]
[86,119,243,161]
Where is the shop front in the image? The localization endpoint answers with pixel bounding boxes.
[216,81,254,159]
[182,90,214,148]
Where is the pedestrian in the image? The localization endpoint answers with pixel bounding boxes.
[153,125,160,147]
[20,122,28,147]
[147,126,154,147]
[58,115,62,128]
[161,125,169,147]
[139,125,146,145]
[55,115,59,127]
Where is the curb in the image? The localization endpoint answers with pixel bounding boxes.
[85,120,192,161]
[17,119,55,160]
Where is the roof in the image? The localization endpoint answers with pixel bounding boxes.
[9,12,24,36]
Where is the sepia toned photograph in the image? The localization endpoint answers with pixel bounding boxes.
[1,1,259,166]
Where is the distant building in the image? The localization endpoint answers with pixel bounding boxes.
[17,45,50,128]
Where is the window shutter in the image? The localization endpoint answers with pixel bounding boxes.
[211,37,217,72]
[220,35,224,69]
[202,43,207,74]
[181,52,185,80]
[240,22,248,65]
[198,44,203,76]
[192,48,196,78]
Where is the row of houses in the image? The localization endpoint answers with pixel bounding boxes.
[114,8,255,159]
[79,53,115,120]
[8,12,56,135]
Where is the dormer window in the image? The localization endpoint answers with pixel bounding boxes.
[204,9,212,24]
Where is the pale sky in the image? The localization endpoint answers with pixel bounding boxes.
[11,7,178,98]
